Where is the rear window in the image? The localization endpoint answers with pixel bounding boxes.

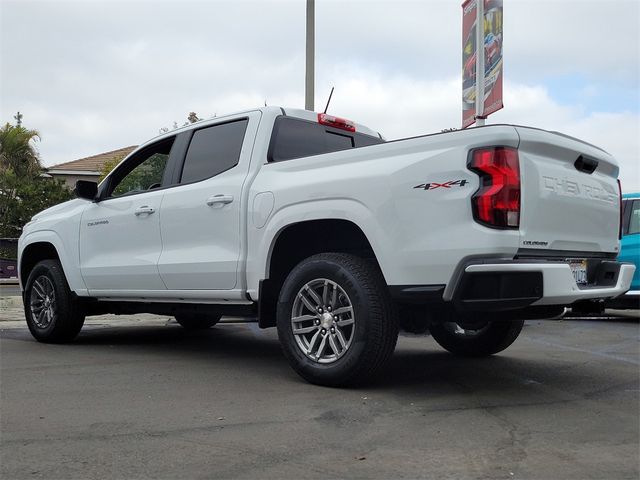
[268,116,384,162]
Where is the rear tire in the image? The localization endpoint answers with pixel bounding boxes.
[24,259,85,343]
[277,253,398,387]
[429,318,524,357]
[175,314,221,330]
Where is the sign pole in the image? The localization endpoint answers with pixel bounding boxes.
[475,0,485,126]
[305,0,315,111]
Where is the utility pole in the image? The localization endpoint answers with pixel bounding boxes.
[14,111,23,126]
[305,0,315,111]
[474,0,485,126]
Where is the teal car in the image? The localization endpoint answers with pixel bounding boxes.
[611,192,640,308]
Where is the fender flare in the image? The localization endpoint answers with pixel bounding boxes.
[19,230,88,295]
[246,198,391,298]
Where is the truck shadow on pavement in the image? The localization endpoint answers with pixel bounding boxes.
[47,320,635,396]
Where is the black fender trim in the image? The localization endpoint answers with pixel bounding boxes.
[388,285,445,304]
[257,279,279,328]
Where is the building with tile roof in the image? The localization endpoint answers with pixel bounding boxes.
[47,145,137,188]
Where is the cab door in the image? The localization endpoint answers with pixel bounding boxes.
[79,137,177,293]
[157,113,259,290]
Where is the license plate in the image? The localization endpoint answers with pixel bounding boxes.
[567,259,588,285]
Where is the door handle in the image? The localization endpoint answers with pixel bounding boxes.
[206,194,234,207]
[134,205,155,216]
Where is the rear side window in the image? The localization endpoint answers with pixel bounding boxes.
[269,116,384,162]
[180,119,248,184]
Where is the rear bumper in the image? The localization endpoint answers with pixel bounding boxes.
[458,261,635,309]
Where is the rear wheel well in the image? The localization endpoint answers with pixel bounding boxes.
[20,242,60,284]
[259,219,379,328]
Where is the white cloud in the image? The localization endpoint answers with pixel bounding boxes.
[492,84,640,192]
[321,69,639,191]
[0,0,638,191]
[559,112,640,192]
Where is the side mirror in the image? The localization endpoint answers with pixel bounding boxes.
[74,180,98,201]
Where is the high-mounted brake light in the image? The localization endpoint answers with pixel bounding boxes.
[317,113,356,132]
[617,179,623,239]
[468,146,521,229]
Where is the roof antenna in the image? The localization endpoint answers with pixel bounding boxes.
[323,87,334,114]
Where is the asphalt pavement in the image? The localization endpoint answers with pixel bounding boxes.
[1,310,638,479]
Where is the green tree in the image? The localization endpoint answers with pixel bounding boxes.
[187,112,200,124]
[0,119,73,238]
[0,169,72,238]
[99,152,167,196]
[0,123,42,176]
[159,112,202,134]
[98,153,126,182]
[111,153,167,196]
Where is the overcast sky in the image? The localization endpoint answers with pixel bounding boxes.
[1,0,639,190]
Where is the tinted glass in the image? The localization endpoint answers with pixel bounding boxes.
[622,199,631,235]
[110,139,173,197]
[355,133,384,147]
[269,117,384,162]
[327,131,353,149]
[629,200,640,235]
[180,119,248,184]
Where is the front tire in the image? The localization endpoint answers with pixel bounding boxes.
[429,318,524,357]
[277,253,398,387]
[24,259,85,343]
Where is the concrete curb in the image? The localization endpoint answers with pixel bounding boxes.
[0,296,24,322]
[1,296,22,308]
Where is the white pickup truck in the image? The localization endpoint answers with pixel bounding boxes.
[18,106,635,386]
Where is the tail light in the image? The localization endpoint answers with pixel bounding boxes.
[317,113,356,132]
[468,146,521,229]
[617,179,623,239]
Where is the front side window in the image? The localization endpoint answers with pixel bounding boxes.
[180,119,248,184]
[109,138,174,197]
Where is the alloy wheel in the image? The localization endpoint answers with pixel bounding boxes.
[291,278,355,364]
[29,275,57,329]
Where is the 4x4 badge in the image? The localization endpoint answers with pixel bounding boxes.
[413,179,469,190]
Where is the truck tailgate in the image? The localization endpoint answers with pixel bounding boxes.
[516,126,620,255]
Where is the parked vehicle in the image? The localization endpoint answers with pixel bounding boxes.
[0,238,18,281]
[18,107,635,386]
[0,258,18,280]
[607,192,639,309]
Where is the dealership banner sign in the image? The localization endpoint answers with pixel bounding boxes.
[462,0,503,128]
